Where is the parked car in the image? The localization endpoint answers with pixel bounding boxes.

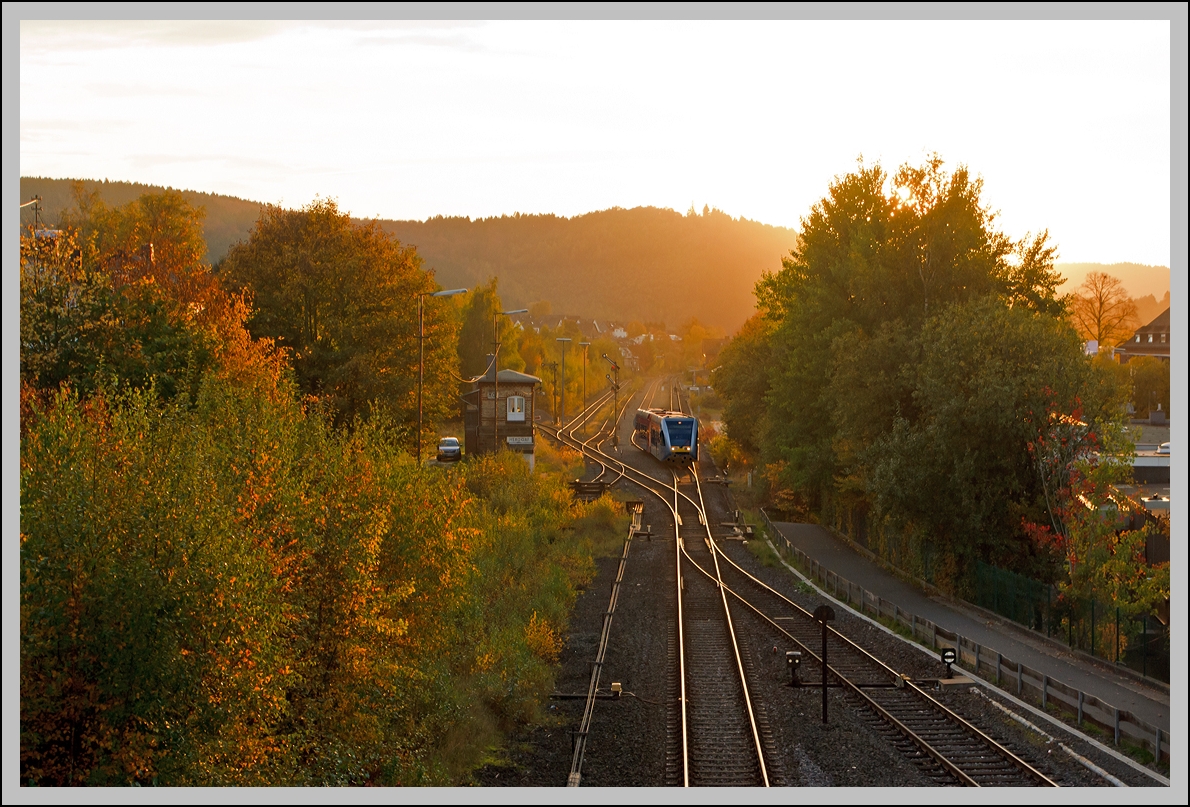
[437,436,462,462]
[1157,441,1170,455]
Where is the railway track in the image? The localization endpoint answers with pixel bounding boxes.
[545,375,1060,787]
[548,377,773,786]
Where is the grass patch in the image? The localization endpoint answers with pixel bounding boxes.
[1119,740,1155,766]
[745,535,783,568]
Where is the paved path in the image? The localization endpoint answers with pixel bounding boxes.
[771,522,1170,733]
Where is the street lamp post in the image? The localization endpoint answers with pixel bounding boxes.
[418,288,468,466]
[578,341,590,414]
[556,337,572,429]
[493,308,529,452]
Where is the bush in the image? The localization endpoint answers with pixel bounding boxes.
[21,379,618,785]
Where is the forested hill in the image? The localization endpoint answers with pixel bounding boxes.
[1056,262,1170,301]
[380,208,797,331]
[22,177,798,332]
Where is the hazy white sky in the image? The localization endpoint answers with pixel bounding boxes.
[19,18,1172,265]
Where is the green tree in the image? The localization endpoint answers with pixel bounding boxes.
[716,156,1126,585]
[715,313,773,456]
[859,298,1123,579]
[20,227,212,402]
[752,157,1067,508]
[220,200,456,434]
[1127,357,1170,417]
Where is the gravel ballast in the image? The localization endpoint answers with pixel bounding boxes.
[468,445,1166,788]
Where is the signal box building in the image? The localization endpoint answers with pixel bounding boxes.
[461,358,541,470]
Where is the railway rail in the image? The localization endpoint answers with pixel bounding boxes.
[544,376,1057,787]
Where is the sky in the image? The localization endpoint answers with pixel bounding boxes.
[19,17,1173,266]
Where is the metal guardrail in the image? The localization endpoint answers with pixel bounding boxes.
[755,509,1170,765]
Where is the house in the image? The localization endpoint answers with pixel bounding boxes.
[460,356,541,471]
[1113,308,1170,364]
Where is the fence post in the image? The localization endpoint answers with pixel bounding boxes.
[1091,599,1096,659]
[912,613,917,640]
[932,623,937,649]
[956,635,963,668]
[1155,728,1162,762]
[974,644,980,677]
[1113,708,1120,746]
[1016,663,1022,696]
[1078,690,1084,725]
[1142,614,1147,679]
[1041,674,1048,710]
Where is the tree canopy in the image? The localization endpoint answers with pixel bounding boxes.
[719,156,1128,588]
[220,200,458,437]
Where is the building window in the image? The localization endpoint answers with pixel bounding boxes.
[506,395,526,422]
[1161,333,1166,343]
[1148,334,1153,343]
[1136,335,1142,342]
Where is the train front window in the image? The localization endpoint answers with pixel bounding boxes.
[665,419,693,446]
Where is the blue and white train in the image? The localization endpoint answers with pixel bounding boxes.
[633,408,699,464]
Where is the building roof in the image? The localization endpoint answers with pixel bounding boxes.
[1113,307,1170,361]
[1135,307,1169,334]
[470,365,542,385]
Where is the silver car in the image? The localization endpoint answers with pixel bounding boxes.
[436,436,462,462]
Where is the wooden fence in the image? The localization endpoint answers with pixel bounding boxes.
[757,509,1170,764]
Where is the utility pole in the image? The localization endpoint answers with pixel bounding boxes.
[556,337,572,429]
[494,308,529,452]
[602,353,620,450]
[418,288,467,465]
[543,361,559,422]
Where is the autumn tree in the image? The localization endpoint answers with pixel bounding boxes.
[21,189,283,402]
[1067,271,1138,348]
[220,199,457,433]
